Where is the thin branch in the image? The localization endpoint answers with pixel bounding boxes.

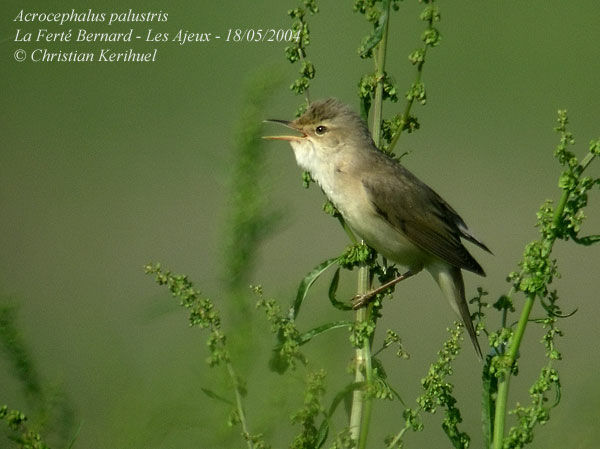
[349,1,392,447]
[491,145,598,449]
[227,362,254,449]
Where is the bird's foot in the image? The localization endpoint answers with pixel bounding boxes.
[351,269,418,310]
[352,292,375,310]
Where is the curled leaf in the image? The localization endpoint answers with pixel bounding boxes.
[291,257,339,319]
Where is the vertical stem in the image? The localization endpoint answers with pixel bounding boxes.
[349,2,392,447]
[370,1,391,146]
[491,295,535,449]
[359,314,375,449]
[349,274,370,441]
[489,146,596,447]
[227,361,254,449]
[387,0,437,155]
[298,44,311,105]
[387,52,425,153]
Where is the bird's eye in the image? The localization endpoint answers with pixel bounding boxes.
[315,125,327,135]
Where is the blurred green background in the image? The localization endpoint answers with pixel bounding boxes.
[2,1,599,448]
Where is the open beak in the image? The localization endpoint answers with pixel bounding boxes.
[262,119,306,141]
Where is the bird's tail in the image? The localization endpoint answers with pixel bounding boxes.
[427,262,483,360]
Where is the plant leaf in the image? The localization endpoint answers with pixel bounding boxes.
[359,0,391,57]
[328,268,353,310]
[571,233,600,246]
[328,382,366,420]
[298,320,353,345]
[200,387,234,405]
[315,418,330,449]
[481,357,496,449]
[552,375,562,408]
[291,256,339,319]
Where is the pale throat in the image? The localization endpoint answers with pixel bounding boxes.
[289,139,349,216]
[290,139,323,177]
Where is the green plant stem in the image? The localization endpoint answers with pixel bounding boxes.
[387,423,411,449]
[387,3,435,154]
[370,0,391,146]
[349,3,392,447]
[227,361,254,449]
[349,271,371,442]
[388,47,426,154]
[359,328,375,449]
[298,42,311,105]
[491,149,597,449]
[491,295,534,449]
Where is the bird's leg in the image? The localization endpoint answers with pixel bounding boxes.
[352,269,417,309]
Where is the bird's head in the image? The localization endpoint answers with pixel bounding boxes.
[263,98,372,172]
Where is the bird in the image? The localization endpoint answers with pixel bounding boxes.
[264,98,491,358]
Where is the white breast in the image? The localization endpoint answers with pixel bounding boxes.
[290,140,428,270]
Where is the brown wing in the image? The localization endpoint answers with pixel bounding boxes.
[361,153,488,275]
